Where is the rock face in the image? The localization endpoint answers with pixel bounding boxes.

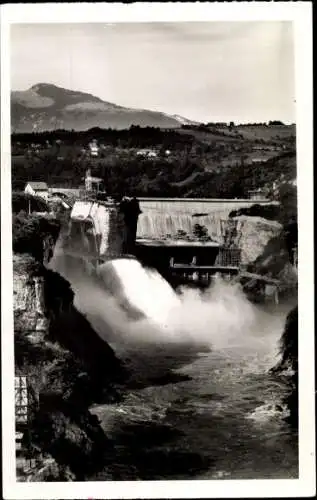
[272,306,298,375]
[14,255,49,341]
[14,252,126,480]
[230,215,297,297]
[270,306,298,428]
[231,215,283,266]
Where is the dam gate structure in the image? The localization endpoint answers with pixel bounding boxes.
[66,197,243,278]
[65,196,281,302]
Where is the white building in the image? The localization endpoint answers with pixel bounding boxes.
[136,149,158,158]
[24,182,49,200]
[89,139,99,157]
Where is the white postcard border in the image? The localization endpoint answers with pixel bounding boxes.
[1,2,314,499]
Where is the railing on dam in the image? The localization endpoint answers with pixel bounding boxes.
[137,197,278,216]
[137,197,276,203]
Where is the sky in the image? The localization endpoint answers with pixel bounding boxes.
[11,22,295,123]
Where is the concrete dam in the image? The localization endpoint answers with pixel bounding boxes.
[63,197,251,269]
[137,197,277,244]
[60,196,281,292]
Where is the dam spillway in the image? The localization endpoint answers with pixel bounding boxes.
[64,197,246,265]
[62,196,281,295]
[136,198,278,244]
[61,196,246,295]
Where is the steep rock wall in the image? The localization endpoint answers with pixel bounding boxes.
[230,215,298,297]
[270,306,298,428]
[232,215,283,266]
[14,253,126,480]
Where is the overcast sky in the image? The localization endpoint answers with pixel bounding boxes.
[11,22,295,123]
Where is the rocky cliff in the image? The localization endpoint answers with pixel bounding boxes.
[270,306,298,428]
[227,213,297,301]
[14,250,126,480]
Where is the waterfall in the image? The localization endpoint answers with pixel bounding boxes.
[137,213,234,244]
[49,197,262,345]
[136,199,276,244]
[97,258,181,326]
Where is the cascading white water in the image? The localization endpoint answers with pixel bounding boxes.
[136,199,276,243]
[97,258,181,327]
[137,213,226,243]
[50,203,282,354]
[51,238,259,351]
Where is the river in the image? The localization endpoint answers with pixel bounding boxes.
[50,251,298,481]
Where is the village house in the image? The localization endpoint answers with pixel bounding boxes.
[136,148,158,158]
[248,188,269,201]
[24,181,49,200]
[251,157,269,165]
[89,139,99,157]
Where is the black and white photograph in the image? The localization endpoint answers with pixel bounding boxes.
[1,2,314,499]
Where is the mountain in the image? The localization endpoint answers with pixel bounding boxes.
[170,114,200,126]
[11,83,195,133]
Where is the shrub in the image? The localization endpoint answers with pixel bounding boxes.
[12,213,61,260]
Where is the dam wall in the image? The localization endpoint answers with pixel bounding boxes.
[137,198,278,244]
[66,198,242,261]
[137,213,227,244]
[63,197,284,282]
[138,198,277,215]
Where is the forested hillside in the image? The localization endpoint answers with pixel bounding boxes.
[12,124,296,199]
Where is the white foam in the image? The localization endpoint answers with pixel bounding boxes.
[97,258,180,327]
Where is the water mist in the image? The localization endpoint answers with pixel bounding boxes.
[49,235,273,358]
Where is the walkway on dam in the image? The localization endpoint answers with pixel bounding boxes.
[137,197,278,214]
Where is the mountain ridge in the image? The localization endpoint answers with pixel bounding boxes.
[11,83,197,132]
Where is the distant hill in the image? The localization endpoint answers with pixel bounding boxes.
[11,83,196,133]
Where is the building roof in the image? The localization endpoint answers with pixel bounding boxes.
[86,176,103,183]
[251,157,268,163]
[26,181,48,190]
[248,188,267,193]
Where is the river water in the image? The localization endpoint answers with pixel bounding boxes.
[50,252,298,481]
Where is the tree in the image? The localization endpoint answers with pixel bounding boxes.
[192,223,211,241]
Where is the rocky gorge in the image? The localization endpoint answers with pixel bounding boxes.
[13,217,127,480]
[13,196,298,480]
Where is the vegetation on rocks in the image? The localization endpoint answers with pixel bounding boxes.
[12,191,49,213]
[228,181,298,302]
[13,212,61,262]
[270,306,298,429]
